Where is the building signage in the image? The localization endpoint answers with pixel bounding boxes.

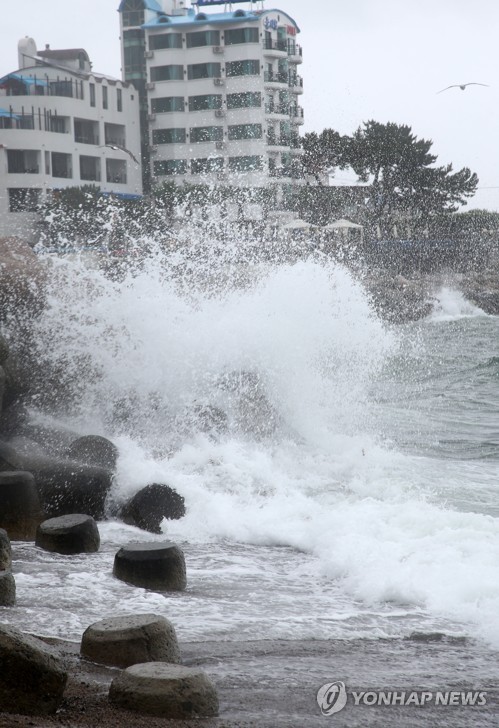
[264,17,278,30]
[197,0,252,5]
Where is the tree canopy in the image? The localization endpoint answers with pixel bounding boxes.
[300,121,479,236]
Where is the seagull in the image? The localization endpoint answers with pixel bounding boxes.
[100,143,139,164]
[437,82,489,94]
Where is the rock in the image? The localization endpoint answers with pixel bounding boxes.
[0,439,22,471]
[0,237,47,318]
[191,403,228,435]
[0,527,12,569]
[36,514,100,555]
[80,613,180,668]
[0,470,43,540]
[0,333,9,365]
[108,662,219,718]
[113,541,187,592]
[0,365,5,412]
[120,484,185,534]
[65,435,119,470]
[0,624,67,715]
[0,569,16,606]
[20,455,113,520]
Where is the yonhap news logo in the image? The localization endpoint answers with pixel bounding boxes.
[316,682,487,715]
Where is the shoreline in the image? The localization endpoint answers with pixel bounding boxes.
[1,633,499,727]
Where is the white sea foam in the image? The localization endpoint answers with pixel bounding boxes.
[10,248,499,647]
[429,286,486,321]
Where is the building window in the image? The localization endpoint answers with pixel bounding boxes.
[106,158,127,184]
[226,60,260,77]
[186,30,220,48]
[227,91,261,109]
[102,86,108,109]
[228,123,262,140]
[188,94,222,111]
[79,155,101,182]
[121,0,145,27]
[90,83,96,107]
[191,157,224,174]
[49,80,74,98]
[152,96,184,113]
[228,155,263,172]
[151,65,184,82]
[7,150,40,174]
[51,152,72,178]
[117,88,123,112]
[153,159,188,175]
[190,126,223,143]
[225,28,259,45]
[187,63,221,80]
[8,188,41,212]
[152,128,186,144]
[123,29,145,77]
[150,33,183,50]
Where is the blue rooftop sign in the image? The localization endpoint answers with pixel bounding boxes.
[197,0,252,4]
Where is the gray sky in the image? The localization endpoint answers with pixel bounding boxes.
[1,0,498,211]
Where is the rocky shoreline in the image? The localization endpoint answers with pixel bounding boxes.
[0,236,498,724]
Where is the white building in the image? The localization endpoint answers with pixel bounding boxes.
[118,0,304,191]
[0,38,142,240]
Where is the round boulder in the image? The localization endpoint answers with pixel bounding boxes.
[120,483,186,534]
[0,624,67,715]
[0,527,11,570]
[66,435,119,470]
[80,613,180,668]
[0,470,42,540]
[113,541,186,592]
[109,662,219,718]
[0,569,15,606]
[0,439,22,472]
[36,514,100,554]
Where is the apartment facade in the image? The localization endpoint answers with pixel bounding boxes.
[119,0,304,191]
[0,37,142,239]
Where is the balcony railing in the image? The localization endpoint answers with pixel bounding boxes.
[264,71,288,84]
[75,134,100,145]
[289,75,304,89]
[80,171,101,181]
[8,166,40,174]
[263,39,287,52]
[287,44,303,57]
[105,137,126,147]
[265,103,290,115]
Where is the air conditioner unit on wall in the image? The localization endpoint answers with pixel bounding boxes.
[145,50,154,58]
[213,78,225,86]
[212,46,224,54]
[146,82,155,90]
[148,113,156,121]
[215,109,226,118]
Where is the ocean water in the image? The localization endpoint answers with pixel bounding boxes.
[3,243,499,724]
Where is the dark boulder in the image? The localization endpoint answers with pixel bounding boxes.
[20,454,113,520]
[81,613,180,668]
[0,470,43,540]
[36,514,100,555]
[65,435,119,470]
[0,439,22,472]
[0,624,67,715]
[113,541,187,592]
[120,483,186,534]
[0,527,12,570]
[0,570,16,606]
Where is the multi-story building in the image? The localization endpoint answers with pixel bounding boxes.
[0,37,142,239]
[118,0,304,192]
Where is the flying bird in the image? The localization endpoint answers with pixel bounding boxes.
[437,82,489,94]
[100,143,139,164]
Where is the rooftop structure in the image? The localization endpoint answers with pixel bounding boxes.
[0,37,142,240]
[118,0,304,191]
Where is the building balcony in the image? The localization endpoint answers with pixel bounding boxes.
[264,71,288,88]
[288,75,304,94]
[266,135,291,150]
[287,44,303,63]
[263,39,287,57]
[290,106,304,124]
[265,103,290,117]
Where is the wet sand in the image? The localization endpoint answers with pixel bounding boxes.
[1,635,499,727]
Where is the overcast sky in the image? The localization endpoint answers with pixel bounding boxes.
[1,0,498,210]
